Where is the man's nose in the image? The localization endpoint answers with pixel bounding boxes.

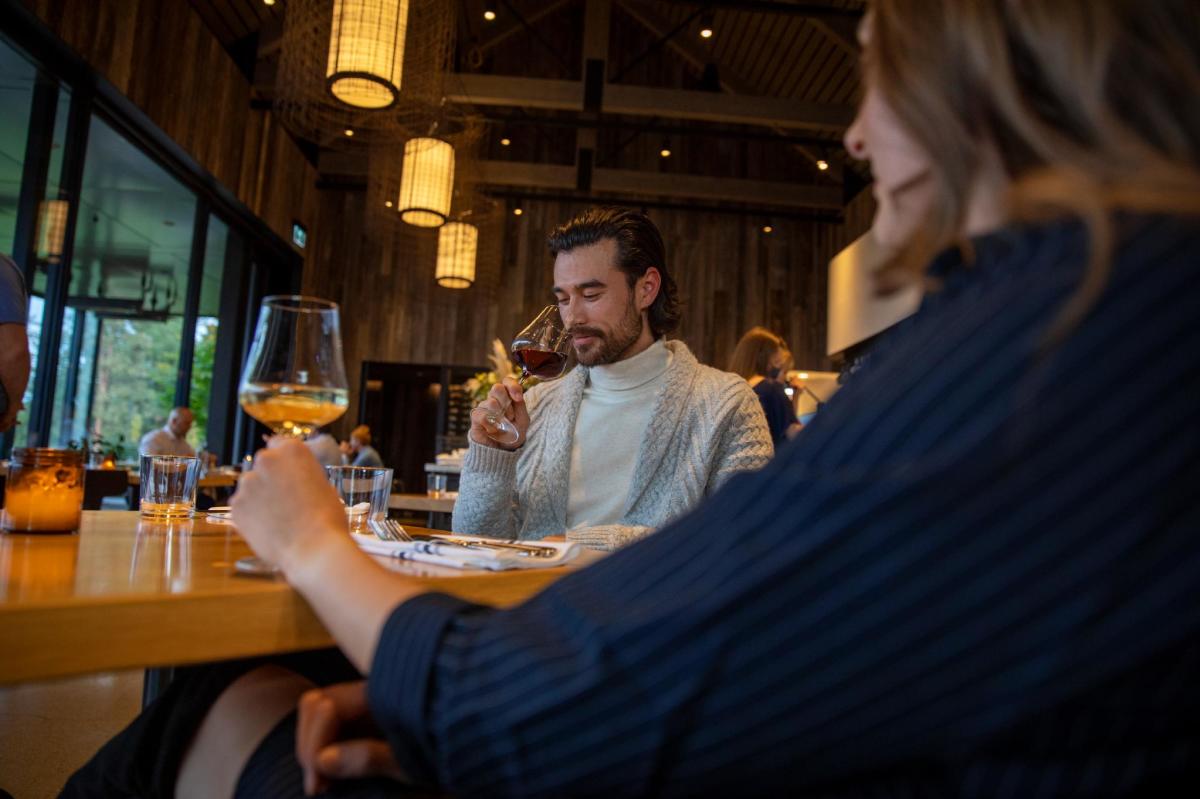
[561,298,585,329]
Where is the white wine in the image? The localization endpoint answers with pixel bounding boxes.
[140,500,195,520]
[239,382,349,437]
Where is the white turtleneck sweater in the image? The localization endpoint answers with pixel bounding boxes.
[566,339,672,529]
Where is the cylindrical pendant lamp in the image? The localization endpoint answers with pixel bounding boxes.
[397,137,454,227]
[326,0,411,109]
[435,221,478,288]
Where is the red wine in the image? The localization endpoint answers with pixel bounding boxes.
[513,348,567,380]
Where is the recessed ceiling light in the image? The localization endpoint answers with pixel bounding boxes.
[484,2,497,21]
[699,10,714,38]
[816,159,829,171]
[500,137,511,146]
[660,147,671,158]
[344,128,355,137]
[385,201,393,208]
[264,0,276,6]
[762,225,773,234]
[513,207,523,216]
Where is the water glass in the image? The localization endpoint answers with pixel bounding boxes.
[140,455,202,520]
[325,466,392,533]
[427,473,449,498]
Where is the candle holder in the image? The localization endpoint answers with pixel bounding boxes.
[1,448,86,534]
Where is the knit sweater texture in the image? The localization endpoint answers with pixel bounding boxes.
[451,339,773,550]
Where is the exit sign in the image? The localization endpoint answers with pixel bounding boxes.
[292,222,307,249]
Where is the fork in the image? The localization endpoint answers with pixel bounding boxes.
[369,519,555,557]
[369,518,414,542]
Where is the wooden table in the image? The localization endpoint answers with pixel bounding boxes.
[389,493,457,531]
[126,471,240,489]
[0,512,588,685]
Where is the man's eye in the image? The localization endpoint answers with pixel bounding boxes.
[583,294,600,301]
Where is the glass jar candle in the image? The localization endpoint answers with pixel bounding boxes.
[2,448,85,533]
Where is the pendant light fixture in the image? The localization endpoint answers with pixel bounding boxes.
[326,0,412,110]
[435,221,478,288]
[396,136,455,227]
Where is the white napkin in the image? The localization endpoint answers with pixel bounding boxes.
[352,532,580,571]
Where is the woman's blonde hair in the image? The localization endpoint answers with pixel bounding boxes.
[728,327,786,380]
[867,0,1200,341]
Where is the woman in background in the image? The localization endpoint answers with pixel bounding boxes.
[728,326,801,446]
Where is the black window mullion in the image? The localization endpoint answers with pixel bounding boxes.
[10,71,58,286]
[27,83,91,447]
[174,200,210,408]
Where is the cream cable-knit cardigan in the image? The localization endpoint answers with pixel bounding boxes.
[451,340,773,551]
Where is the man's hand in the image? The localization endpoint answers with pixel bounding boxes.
[297,681,406,796]
[469,376,529,450]
[230,439,351,577]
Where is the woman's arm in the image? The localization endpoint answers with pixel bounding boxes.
[230,440,430,673]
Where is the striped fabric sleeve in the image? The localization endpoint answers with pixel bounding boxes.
[366,216,1200,797]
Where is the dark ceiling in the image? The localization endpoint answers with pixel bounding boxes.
[186,0,868,217]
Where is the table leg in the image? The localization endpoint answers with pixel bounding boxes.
[142,666,175,708]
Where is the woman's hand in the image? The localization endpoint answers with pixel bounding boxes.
[297,681,406,796]
[230,439,351,578]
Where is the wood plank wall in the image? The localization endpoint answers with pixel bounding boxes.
[303,188,875,435]
[20,0,317,248]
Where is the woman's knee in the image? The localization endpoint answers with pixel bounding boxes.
[175,665,315,799]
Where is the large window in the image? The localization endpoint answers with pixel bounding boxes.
[46,115,198,451]
[0,24,299,463]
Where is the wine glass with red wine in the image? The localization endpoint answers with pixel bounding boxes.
[485,305,572,445]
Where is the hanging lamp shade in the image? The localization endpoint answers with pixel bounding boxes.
[435,221,478,288]
[397,137,454,227]
[326,0,411,110]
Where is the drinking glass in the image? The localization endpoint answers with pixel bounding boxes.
[484,306,572,446]
[140,455,202,520]
[238,296,350,439]
[325,465,393,533]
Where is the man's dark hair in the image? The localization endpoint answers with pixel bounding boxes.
[547,207,681,338]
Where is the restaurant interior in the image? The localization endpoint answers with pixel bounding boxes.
[0,0,908,793]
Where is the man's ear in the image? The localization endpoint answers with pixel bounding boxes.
[639,267,662,312]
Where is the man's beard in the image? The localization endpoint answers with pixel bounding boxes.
[570,298,644,366]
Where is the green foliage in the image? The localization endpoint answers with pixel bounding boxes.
[187,318,218,449]
[91,316,183,447]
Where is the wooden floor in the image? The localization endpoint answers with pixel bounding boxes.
[0,671,142,798]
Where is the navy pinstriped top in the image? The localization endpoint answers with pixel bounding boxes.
[368,214,1200,797]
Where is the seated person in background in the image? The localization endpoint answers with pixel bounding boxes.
[304,428,343,468]
[456,207,773,551]
[0,254,31,434]
[138,407,196,456]
[340,425,383,467]
[728,326,802,447]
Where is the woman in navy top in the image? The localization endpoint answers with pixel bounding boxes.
[728,326,800,447]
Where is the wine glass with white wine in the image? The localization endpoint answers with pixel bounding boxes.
[238,295,350,440]
[234,296,349,576]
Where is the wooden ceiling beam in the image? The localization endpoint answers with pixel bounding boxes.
[445,73,852,131]
[613,0,847,174]
[477,160,842,209]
